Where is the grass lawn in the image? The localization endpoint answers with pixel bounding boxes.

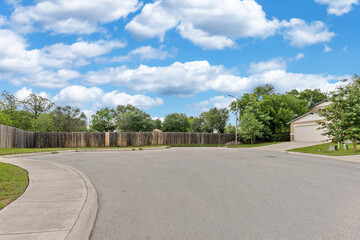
[227,142,283,148]
[168,144,225,147]
[288,143,360,156]
[0,146,167,156]
[0,162,29,210]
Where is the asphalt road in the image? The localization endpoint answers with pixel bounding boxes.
[28,148,360,240]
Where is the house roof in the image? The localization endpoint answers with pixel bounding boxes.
[310,99,328,108]
[287,99,329,125]
[287,111,317,124]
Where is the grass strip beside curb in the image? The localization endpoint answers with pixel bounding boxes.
[0,162,29,210]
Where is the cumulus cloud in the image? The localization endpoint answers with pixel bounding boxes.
[126,0,280,49]
[52,85,163,110]
[40,40,125,68]
[282,18,335,47]
[0,28,128,87]
[189,96,234,113]
[249,58,287,74]
[53,85,104,107]
[111,45,175,62]
[177,22,235,50]
[0,28,40,74]
[315,0,358,16]
[126,0,334,49]
[84,60,347,96]
[10,0,141,34]
[14,86,50,100]
[99,91,164,109]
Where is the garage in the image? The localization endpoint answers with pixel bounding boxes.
[294,123,328,142]
[289,100,332,142]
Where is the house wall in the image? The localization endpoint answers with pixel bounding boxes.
[290,112,326,142]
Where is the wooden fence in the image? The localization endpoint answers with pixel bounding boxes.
[0,124,235,148]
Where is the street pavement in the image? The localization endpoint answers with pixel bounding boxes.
[26,147,360,240]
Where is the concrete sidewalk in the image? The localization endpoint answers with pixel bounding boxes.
[252,141,360,164]
[0,157,98,240]
[252,141,322,153]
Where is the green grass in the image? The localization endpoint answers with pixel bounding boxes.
[227,142,283,148]
[0,146,166,156]
[288,143,360,156]
[0,162,29,210]
[168,144,225,147]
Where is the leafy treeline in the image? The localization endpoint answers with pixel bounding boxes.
[1,85,328,136]
[0,91,87,132]
[91,105,230,133]
[320,75,360,152]
[230,84,328,143]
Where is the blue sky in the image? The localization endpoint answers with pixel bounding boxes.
[0,0,359,122]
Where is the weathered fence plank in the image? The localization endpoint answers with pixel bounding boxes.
[0,124,235,148]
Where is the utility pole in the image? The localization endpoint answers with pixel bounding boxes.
[228,95,238,145]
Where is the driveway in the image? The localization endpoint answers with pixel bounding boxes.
[253,141,323,152]
[25,148,360,240]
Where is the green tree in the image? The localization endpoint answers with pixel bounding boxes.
[31,113,55,132]
[253,84,275,99]
[288,88,328,110]
[116,105,155,132]
[51,106,87,132]
[163,113,190,132]
[153,119,163,130]
[259,94,308,134]
[200,108,229,133]
[91,107,117,132]
[190,116,205,132]
[0,111,12,126]
[0,91,19,118]
[22,94,54,119]
[320,75,360,152]
[239,102,271,144]
[224,124,236,134]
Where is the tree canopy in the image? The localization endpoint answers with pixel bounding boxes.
[320,75,360,152]
[163,113,190,132]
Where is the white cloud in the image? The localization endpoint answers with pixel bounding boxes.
[84,60,346,96]
[177,22,235,50]
[14,86,50,100]
[249,58,287,74]
[40,40,125,68]
[282,18,335,47]
[295,53,305,60]
[52,85,163,110]
[315,0,358,16]
[189,96,234,112]
[0,28,123,87]
[324,44,333,52]
[126,0,280,49]
[111,45,175,62]
[53,85,104,107]
[0,16,7,26]
[99,91,164,109]
[125,1,178,41]
[152,117,165,122]
[0,28,40,74]
[10,0,141,34]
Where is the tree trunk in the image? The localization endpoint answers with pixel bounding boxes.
[353,138,357,152]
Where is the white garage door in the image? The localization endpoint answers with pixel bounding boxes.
[294,123,328,142]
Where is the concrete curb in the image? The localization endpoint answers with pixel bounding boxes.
[0,146,169,158]
[63,164,98,240]
[285,150,360,164]
[0,157,98,240]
